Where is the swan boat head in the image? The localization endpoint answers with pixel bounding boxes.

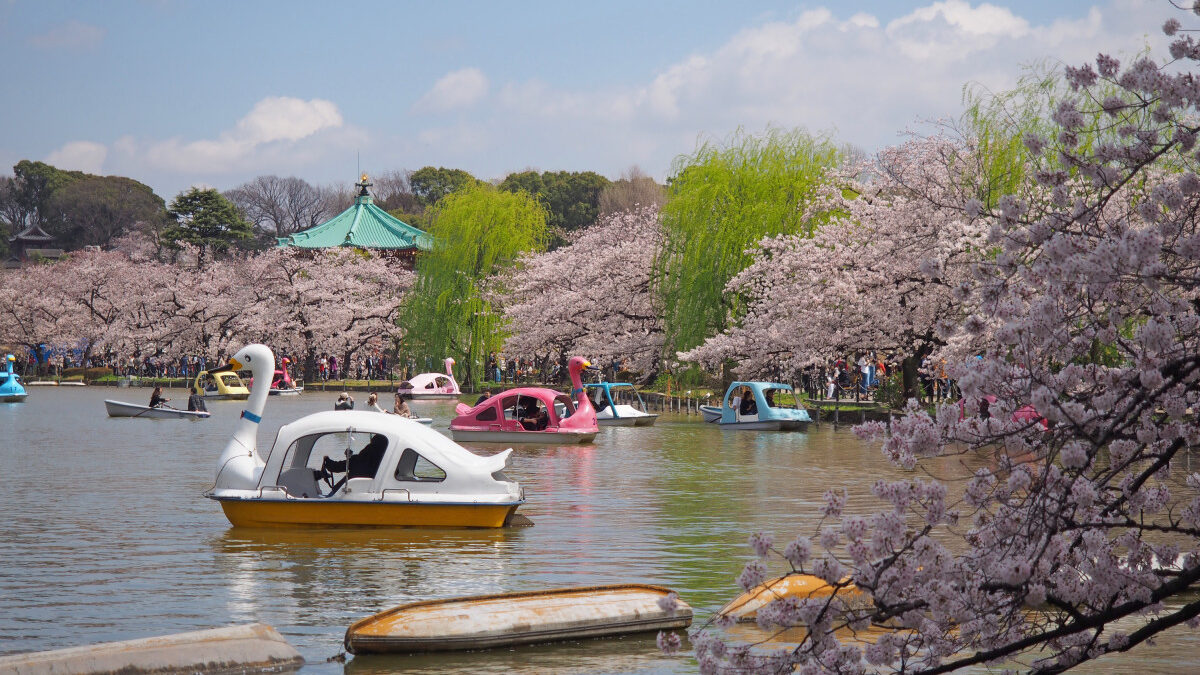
[210,344,275,491]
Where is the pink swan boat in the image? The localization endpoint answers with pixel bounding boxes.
[449,357,599,444]
[401,358,462,400]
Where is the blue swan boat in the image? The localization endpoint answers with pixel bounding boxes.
[0,354,28,403]
[584,382,659,426]
[699,381,811,431]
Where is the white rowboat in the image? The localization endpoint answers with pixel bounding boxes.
[345,584,691,654]
[105,399,211,419]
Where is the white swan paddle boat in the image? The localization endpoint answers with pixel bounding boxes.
[585,382,658,427]
[203,344,525,528]
[105,399,211,420]
[399,357,462,400]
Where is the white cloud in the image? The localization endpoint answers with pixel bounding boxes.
[131,97,345,173]
[235,97,343,144]
[46,141,107,173]
[28,20,105,50]
[419,0,1167,182]
[413,68,489,112]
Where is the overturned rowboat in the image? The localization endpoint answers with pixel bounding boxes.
[718,573,866,622]
[0,623,302,674]
[345,584,692,654]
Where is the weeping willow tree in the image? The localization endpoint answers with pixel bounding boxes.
[400,184,547,386]
[656,127,845,357]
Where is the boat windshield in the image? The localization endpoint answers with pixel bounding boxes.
[763,388,797,409]
[273,431,391,498]
[554,394,576,421]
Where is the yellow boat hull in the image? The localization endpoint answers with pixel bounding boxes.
[215,499,522,528]
[718,573,864,621]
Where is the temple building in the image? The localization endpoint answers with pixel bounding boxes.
[277,174,431,267]
[4,223,64,268]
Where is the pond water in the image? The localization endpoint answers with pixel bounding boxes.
[1,386,1199,673]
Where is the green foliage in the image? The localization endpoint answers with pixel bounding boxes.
[45,176,166,249]
[400,184,547,384]
[408,167,482,207]
[958,59,1157,206]
[13,160,85,223]
[657,127,844,355]
[498,170,610,245]
[876,370,906,410]
[164,188,254,258]
[387,208,431,231]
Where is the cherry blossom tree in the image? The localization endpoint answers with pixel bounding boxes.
[238,247,414,379]
[678,11,1200,674]
[679,137,988,398]
[501,205,665,379]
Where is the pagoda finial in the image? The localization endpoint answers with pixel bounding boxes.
[356,173,372,197]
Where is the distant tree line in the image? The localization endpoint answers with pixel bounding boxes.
[0,161,665,258]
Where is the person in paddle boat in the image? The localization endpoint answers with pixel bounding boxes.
[150,386,169,408]
[187,391,207,413]
[739,387,757,416]
[393,392,415,418]
[475,390,492,406]
[367,392,387,412]
[317,433,389,493]
[519,400,550,431]
[335,392,355,410]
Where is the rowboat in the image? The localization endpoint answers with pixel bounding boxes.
[717,573,865,621]
[345,584,692,654]
[105,399,211,419]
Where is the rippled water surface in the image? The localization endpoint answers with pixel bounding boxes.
[2,386,1199,673]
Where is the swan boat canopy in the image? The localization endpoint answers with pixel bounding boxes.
[699,381,812,431]
[449,357,599,444]
[584,382,658,427]
[193,369,250,400]
[0,355,28,403]
[400,358,461,400]
[204,344,524,528]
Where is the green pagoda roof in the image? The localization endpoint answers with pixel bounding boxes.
[277,176,431,251]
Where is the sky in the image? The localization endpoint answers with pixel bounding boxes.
[0,0,1175,200]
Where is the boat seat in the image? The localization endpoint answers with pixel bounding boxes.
[344,477,375,495]
[277,467,320,499]
[740,414,759,422]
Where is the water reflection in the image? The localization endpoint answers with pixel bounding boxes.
[1,387,1198,673]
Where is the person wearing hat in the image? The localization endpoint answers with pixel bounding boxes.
[334,392,355,410]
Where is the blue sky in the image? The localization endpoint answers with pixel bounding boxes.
[0,0,1171,200]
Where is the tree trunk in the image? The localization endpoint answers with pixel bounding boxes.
[902,345,933,404]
